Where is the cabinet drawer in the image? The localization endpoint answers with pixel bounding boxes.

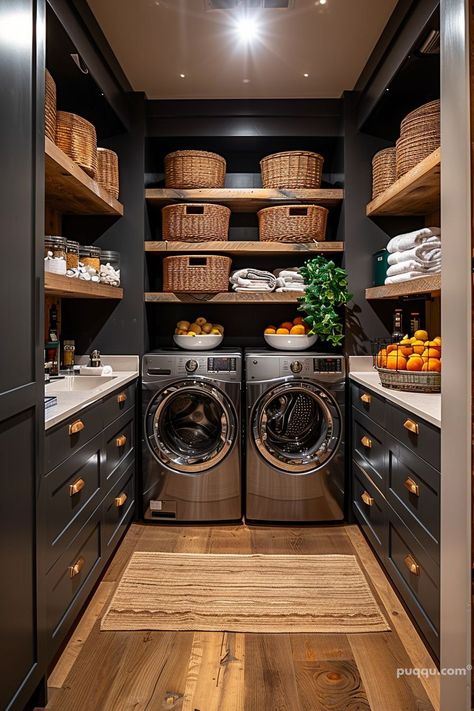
[352,382,386,427]
[387,403,440,469]
[45,433,102,572]
[387,516,439,654]
[103,464,135,552]
[102,381,136,426]
[352,412,387,491]
[45,401,104,472]
[352,462,387,559]
[387,444,440,559]
[104,411,135,485]
[46,510,102,645]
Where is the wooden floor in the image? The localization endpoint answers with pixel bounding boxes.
[44,523,439,711]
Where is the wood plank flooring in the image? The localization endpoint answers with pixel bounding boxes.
[44,523,439,711]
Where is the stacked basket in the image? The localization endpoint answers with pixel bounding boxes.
[45,70,56,143]
[371,147,396,199]
[396,100,440,178]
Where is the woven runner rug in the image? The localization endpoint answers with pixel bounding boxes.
[101,552,390,633]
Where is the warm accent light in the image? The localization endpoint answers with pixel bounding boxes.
[235,16,259,42]
[179,73,186,78]
[303,73,309,78]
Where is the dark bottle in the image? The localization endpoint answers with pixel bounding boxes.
[48,303,58,343]
[410,312,421,335]
[391,308,404,342]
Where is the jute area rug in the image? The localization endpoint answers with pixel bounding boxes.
[101,552,390,634]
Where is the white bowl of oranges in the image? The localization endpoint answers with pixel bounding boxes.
[263,317,317,351]
[375,330,441,392]
[174,318,224,350]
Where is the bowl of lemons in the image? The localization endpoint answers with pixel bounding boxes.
[263,317,317,351]
[173,317,224,350]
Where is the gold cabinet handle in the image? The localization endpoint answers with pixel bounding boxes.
[116,434,127,448]
[69,419,85,436]
[69,478,85,496]
[404,554,420,576]
[114,492,128,508]
[360,435,372,449]
[361,490,374,506]
[403,418,419,435]
[403,477,420,496]
[68,556,85,579]
[360,393,371,404]
[117,392,127,404]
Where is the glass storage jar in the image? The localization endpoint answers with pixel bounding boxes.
[99,250,121,287]
[66,239,79,274]
[44,235,67,275]
[79,245,101,281]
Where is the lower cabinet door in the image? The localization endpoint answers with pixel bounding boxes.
[103,464,135,553]
[352,462,387,559]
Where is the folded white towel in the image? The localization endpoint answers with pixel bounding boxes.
[276,285,307,293]
[230,268,276,290]
[385,270,439,285]
[386,228,441,254]
[233,284,274,292]
[273,267,300,277]
[386,260,441,277]
[277,270,304,282]
[387,240,441,266]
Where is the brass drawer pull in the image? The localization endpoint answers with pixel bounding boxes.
[361,491,374,507]
[360,435,372,449]
[404,554,420,576]
[403,418,419,435]
[115,492,128,508]
[360,393,371,404]
[117,392,127,404]
[116,434,127,448]
[69,419,85,436]
[69,478,85,496]
[68,556,85,579]
[403,477,420,496]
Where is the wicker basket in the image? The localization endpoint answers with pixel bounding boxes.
[372,147,396,199]
[45,69,56,143]
[400,100,440,134]
[55,111,97,178]
[164,150,226,189]
[260,151,324,189]
[258,204,328,243]
[396,100,440,178]
[162,203,230,242]
[163,254,231,292]
[377,367,440,393]
[396,135,440,178]
[97,148,119,199]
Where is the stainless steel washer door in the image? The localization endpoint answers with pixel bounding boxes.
[146,380,237,473]
[252,381,341,473]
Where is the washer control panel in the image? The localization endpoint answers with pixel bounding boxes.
[246,352,345,381]
[313,357,344,373]
[143,352,241,382]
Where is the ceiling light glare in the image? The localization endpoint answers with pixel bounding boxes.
[319,0,327,4]
[235,15,259,43]
[242,78,250,83]
[303,73,309,78]
[179,73,186,78]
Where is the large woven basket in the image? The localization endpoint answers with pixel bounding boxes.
[377,367,440,393]
[55,111,97,178]
[260,151,324,189]
[400,100,440,135]
[165,150,226,189]
[45,69,56,143]
[396,100,440,178]
[258,204,328,243]
[97,148,119,199]
[372,147,396,199]
[163,254,231,292]
[162,203,230,242]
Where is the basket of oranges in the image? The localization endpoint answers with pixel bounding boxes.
[263,317,317,351]
[374,330,441,393]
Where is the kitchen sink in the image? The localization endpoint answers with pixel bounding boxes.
[46,375,117,392]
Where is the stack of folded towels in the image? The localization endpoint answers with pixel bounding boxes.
[274,267,307,293]
[384,227,441,285]
[229,268,277,292]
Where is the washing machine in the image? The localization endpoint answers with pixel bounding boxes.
[245,350,345,522]
[142,350,242,522]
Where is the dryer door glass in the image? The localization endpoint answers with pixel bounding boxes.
[146,381,237,473]
[253,381,341,473]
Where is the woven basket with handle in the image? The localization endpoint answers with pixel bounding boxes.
[377,368,440,393]
[371,147,396,199]
[97,148,120,199]
[163,255,232,292]
[258,204,328,243]
[56,111,97,178]
[162,203,230,242]
[45,69,56,143]
[165,150,226,189]
[260,151,324,189]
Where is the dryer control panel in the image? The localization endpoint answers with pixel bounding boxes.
[143,351,241,382]
[245,352,345,382]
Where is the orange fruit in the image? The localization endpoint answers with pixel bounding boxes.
[425,340,441,350]
[386,344,399,354]
[376,348,388,368]
[303,324,310,334]
[414,329,429,342]
[399,345,413,357]
[280,322,294,331]
[386,353,407,370]
[422,359,441,372]
[422,348,441,359]
[411,339,425,354]
[290,325,305,335]
[267,325,276,330]
[276,328,290,335]
[406,355,424,371]
[293,316,304,325]
[264,327,276,335]
[433,336,441,346]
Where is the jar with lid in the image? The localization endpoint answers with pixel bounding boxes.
[66,240,79,275]
[99,250,121,287]
[44,235,67,275]
[79,245,101,281]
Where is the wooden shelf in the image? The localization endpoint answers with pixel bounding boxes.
[366,148,440,217]
[145,187,344,212]
[365,274,441,300]
[145,291,303,304]
[45,137,124,216]
[45,273,124,299]
[145,240,344,255]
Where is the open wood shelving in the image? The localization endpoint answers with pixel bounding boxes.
[365,274,441,300]
[145,291,303,304]
[45,273,123,299]
[145,240,344,255]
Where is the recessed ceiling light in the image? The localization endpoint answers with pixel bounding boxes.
[235,15,259,42]
[242,78,250,83]
[303,73,309,78]
[179,73,186,78]
[319,0,327,4]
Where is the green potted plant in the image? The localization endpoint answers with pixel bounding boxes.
[298,256,352,347]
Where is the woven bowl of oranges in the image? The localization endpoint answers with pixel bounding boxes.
[263,317,317,351]
[374,330,441,393]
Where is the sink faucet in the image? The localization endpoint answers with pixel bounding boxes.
[89,349,102,368]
